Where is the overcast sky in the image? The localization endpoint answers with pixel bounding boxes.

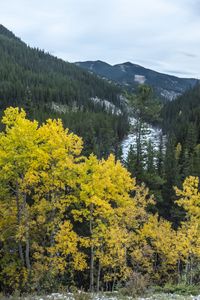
[0,0,200,78]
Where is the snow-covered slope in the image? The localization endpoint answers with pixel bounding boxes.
[121,117,163,160]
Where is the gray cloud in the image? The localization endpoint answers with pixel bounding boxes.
[0,0,200,78]
[179,52,198,58]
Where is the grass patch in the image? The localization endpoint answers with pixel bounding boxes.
[152,283,200,296]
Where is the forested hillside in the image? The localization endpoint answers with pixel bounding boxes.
[0,25,122,109]
[161,83,200,200]
[0,25,129,157]
[124,84,200,223]
[162,83,200,140]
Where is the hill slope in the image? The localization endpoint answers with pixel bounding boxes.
[162,83,200,137]
[0,25,129,157]
[76,60,198,101]
[0,25,123,110]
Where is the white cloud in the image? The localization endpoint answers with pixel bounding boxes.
[0,0,200,77]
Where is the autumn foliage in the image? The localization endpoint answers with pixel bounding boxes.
[0,107,200,294]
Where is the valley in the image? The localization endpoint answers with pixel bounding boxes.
[0,24,200,299]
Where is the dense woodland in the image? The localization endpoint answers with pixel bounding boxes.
[0,25,200,296]
[125,84,200,223]
[0,107,200,296]
[0,25,129,158]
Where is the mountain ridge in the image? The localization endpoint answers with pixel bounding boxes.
[76,60,198,100]
[0,24,23,42]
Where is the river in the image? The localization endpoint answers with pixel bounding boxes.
[121,117,163,160]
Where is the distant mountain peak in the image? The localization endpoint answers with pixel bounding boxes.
[76,60,111,68]
[77,60,198,101]
[120,62,134,67]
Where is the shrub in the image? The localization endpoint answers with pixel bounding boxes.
[120,272,149,297]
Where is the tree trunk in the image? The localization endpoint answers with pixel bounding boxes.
[24,194,31,271]
[89,204,94,292]
[185,257,189,284]
[177,258,181,284]
[90,243,94,292]
[96,260,101,292]
[18,242,25,266]
[112,278,116,292]
[190,255,193,285]
[25,233,31,270]
[16,187,25,266]
[136,119,142,166]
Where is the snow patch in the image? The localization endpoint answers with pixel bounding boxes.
[134,75,146,84]
[51,102,79,113]
[160,89,181,101]
[119,65,126,73]
[90,97,122,115]
[34,293,200,300]
[89,63,94,71]
[51,102,69,114]
[121,117,163,160]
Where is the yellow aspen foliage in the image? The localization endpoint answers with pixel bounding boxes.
[70,154,154,289]
[50,220,87,271]
[96,222,131,283]
[131,214,179,281]
[70,154,136,289]
[176,218,200,259]
[0,107,83,290]
[4,107,199,292]
[176,176,200,219]
[175,177,200,260]
[175,177,200,284]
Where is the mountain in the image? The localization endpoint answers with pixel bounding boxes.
[76,60,198,101]
[0,25,129,157]
[0,26,124,111]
